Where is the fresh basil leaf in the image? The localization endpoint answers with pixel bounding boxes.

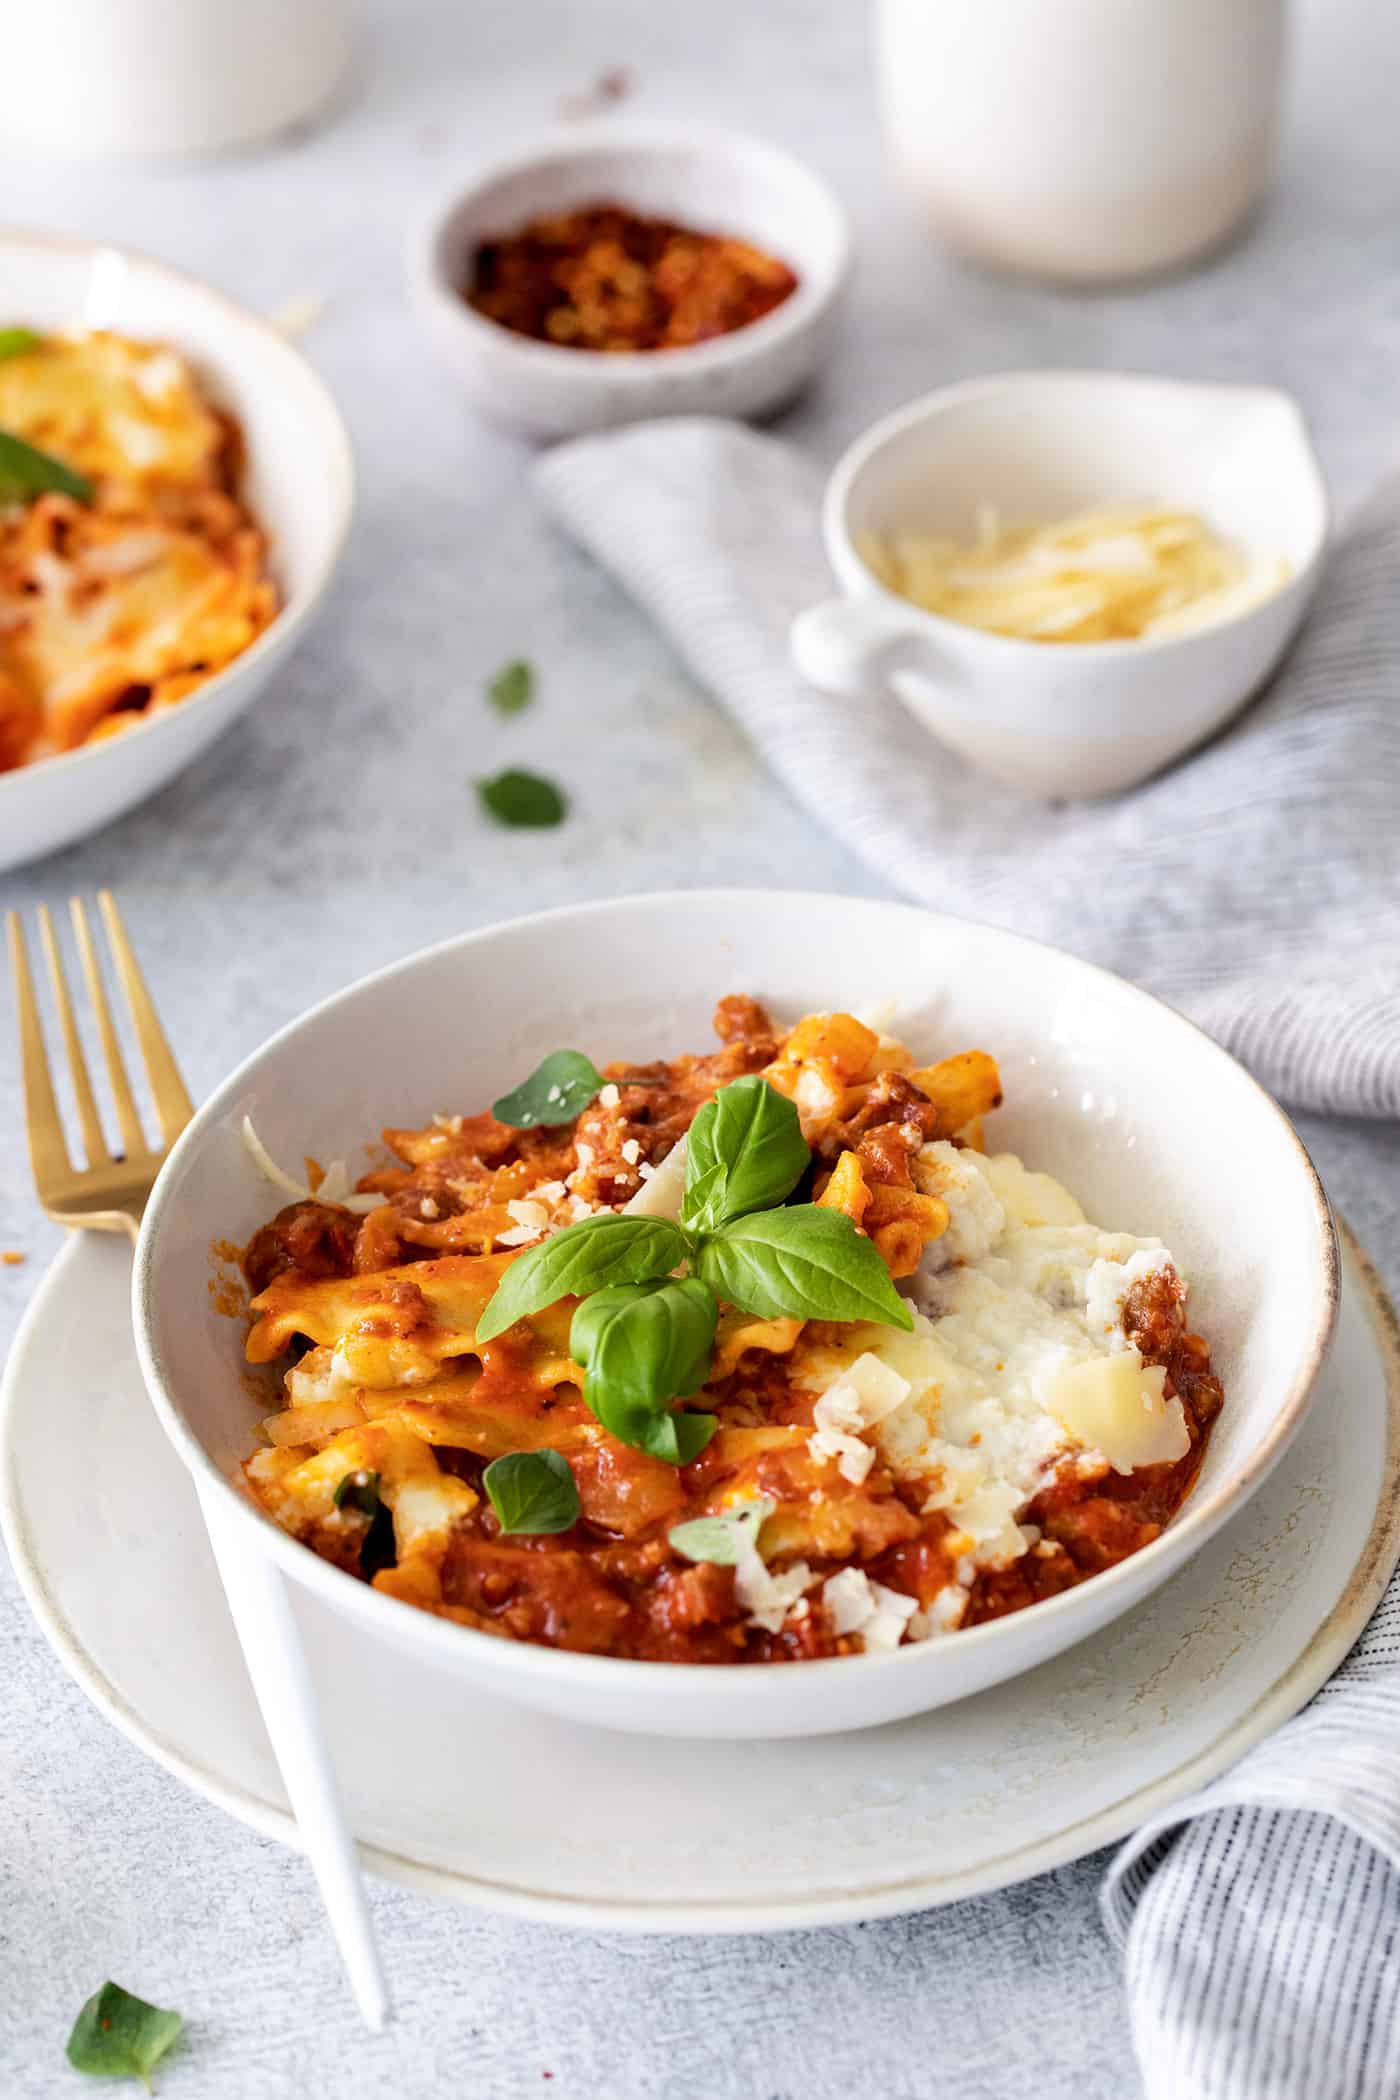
[590,1387,718,1465]
[0,427,93,506]
[332,1467,380,1515]
[634,1406,717,1465]
[484,1448,579,1533]
[570,1277,717,1417]
[681,1075,809,1233]
[476,1212,689,1341]
[669,1496,775,1564]
[476,767,566,828]
[697,1205,914,1330]
[492,1049,603,1127]
[0,327,42,360]
[66,1981,183,2088]
[486,658,534,715]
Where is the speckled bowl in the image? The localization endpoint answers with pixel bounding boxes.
[408,121,850,440]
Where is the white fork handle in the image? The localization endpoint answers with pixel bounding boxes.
[195,1481,392,2031]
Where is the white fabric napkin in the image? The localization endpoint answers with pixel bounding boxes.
[536,418,1400,1121]
[536,418,1400,2099]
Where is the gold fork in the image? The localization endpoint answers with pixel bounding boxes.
[7,891,194,1240]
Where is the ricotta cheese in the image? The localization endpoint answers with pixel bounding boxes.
[798,1148,1190,1642]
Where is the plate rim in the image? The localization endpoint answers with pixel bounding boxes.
[4,1219,1398,1935]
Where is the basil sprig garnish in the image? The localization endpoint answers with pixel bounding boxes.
[0,427,93,506]
[478,1214,690,1338]
[0,326,43,360]
[66,1981,183,2088]
[493,1048,604,1127]
[484,1448,579,1533]
[681,1075,811,1233]
[476,1074,911,1465]
[697,1205,918,1324]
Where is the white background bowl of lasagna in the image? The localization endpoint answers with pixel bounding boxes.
[134,891,1338,1739]
[0,229,354,873]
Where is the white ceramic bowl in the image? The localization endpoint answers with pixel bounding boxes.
[0,231,354,872]
[409,122,849,441]
[790,372,1328,799]
[134,890,1337,1739]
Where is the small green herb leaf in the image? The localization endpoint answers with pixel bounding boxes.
[669,1496,775,1565]
[0,327,43,360]
[332,1468,380,1515]
[0,428,93,507]
[484,1448,579,1533]
[66,1982,183,2090]
[682,1074,810,1232]
[590,1388,718,1465]
[476,767,566,828]
[492,1049,603,1127]
[486,658,534,715]
[697,1205,914,1330]
[570,1277,717,1419]
[476,1212,690,1341]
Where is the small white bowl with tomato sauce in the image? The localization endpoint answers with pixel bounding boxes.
[408,121,850,440]
[133,890,1337,1739]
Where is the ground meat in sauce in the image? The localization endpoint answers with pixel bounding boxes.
[241,996,1226,1662]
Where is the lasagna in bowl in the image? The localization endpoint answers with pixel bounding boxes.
[238,998,1223,1663]
[0,328,277,769]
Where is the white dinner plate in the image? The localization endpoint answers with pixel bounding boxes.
[3,1225,1398,1934]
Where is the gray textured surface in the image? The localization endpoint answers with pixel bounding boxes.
[2,1,1398,2094]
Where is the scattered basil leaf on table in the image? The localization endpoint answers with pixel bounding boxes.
[669,1496,775,1565]
[681,1072,810,1232]
[492,1048,603,1127]
[0,428,93,506]
[570,1278,717,1416]
[476,767,566,828]
[332,1467,380,1515]
[697,1204,915,1329]
[484,1449,579,1534]
[66,1981,183,2090]
[0,326,43,360]
[486,658,535,715]
[475,1212,689,1341]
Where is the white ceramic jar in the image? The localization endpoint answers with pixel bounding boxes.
[0,0,350,157]
[875,0,1288,284]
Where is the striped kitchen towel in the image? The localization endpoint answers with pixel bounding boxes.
[537,416,1400,2100]
[536,418,1400,1121]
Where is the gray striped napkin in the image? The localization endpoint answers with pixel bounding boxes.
[536,418,1400,1121]
[536,418,1400,2099]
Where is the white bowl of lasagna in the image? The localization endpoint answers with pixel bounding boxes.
[0,230,353,871]
[134,891,1338,1738]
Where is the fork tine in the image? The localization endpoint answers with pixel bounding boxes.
[97,891,194,1145]
[69,896,148,1162]
[37,904,110,1170]
[6,911,74,1192]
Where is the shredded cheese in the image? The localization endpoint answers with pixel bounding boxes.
[860,505,1289,644]
[240,1117,384,1215]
